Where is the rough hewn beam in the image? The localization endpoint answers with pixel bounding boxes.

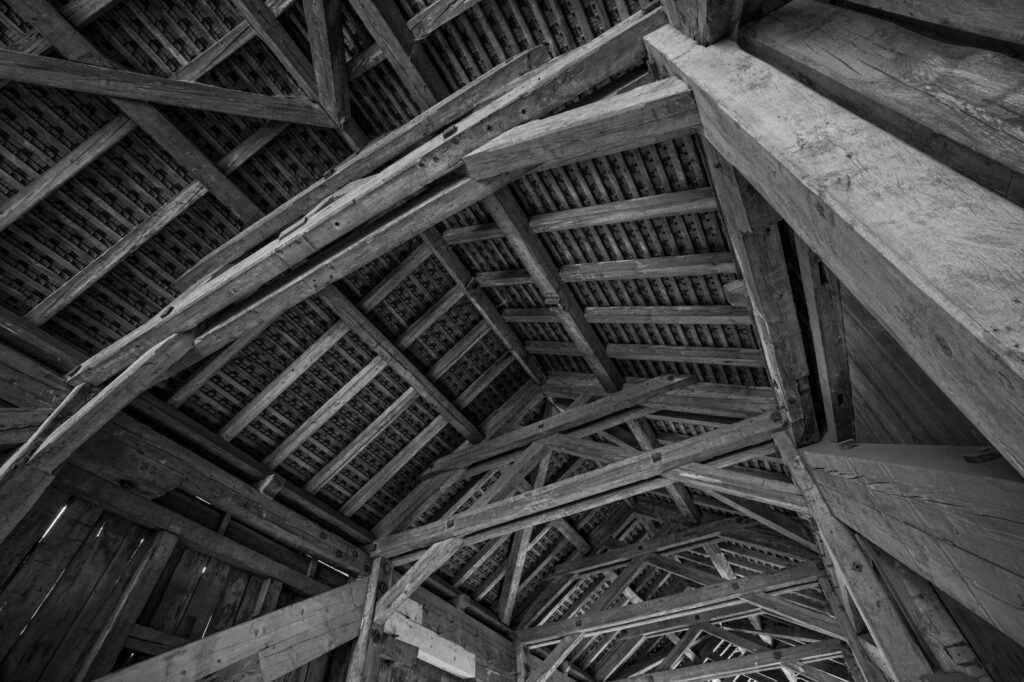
[464,79,700,179]
[622,639,843,682]
[645,28,1024,475]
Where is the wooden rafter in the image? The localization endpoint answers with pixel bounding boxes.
[8,0,264,225]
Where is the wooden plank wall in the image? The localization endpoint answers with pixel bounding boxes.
[0,483,346,682]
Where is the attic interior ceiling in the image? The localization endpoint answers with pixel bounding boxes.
[4,0,1020,681]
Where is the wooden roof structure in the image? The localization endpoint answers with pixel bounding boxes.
[0,0,1022,681]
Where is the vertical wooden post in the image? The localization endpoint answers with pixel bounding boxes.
[347,557,384,682]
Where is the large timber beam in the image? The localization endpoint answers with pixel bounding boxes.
[660,0,790,45]
[72,10,665,387]
[793,438,1024,648]
[777,434,939,679]
[644,27,1024,476]
[95,579,367,682]
[463,79,700,179]
[738,0,1024,205]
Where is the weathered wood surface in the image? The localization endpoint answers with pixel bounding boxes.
[740,0,1024,205]
[797,439,1024,648]
[778,434,937,679]
[178,45,547,289]
[661,0,791,45]
[840,0,1024,47]
[96,579,367,682]
[464,79,700,179]
[645,28,1024,476]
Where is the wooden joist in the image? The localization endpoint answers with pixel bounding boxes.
[95,579,367,682]
[645,28,1024,475]
[502,305,751,326]
[442,189,719,244]
[463,79,700,179]
[69,10,666,387]
[476,253,737,287]
[484,187,623,391]
[24,124,286,324]
[421,227,546,384]
[518,561,823,646]
[319,287,483,443]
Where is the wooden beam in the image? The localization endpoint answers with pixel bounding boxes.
[739,0,1024,205]
[644,28,1024,475]
[477,253,737,286]
[8,0,267,226]
[706,492,815,550]
[263,356,388,469]
[776,433,937,678]
[794,240,853,442]
[421,227,546,384]
[71,11,664,386]
[622,639,844,682]
[704,143,816,443]
[464,79,700,179]
[829,0,1024,49]
[660,0,789,45]
[178,45,549,290]
[229,0,317,97]
[525,341,765,368]
[441,189,719,244]
[346,557,383,682]
[519,561,823,646]
[303,0,350,124]
[376,412,781,557]
[375,538,465,625]
[795,438,1024,647]
[25,124,285,324]
[95,578,367,682]
[348,0,447,108]
[319,287,483,443]
[425,375,693,474]
[305,387,419,493]
[0,45,331,128]
[502,305,752,326]
[484,187,623,391]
